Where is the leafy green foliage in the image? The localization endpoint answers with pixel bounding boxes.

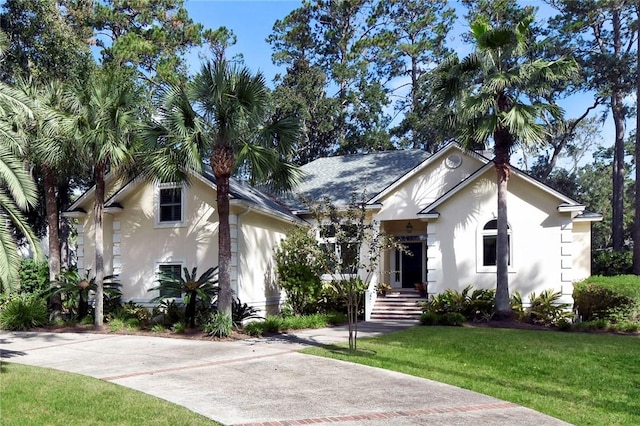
[592,250,633,275]
[0,292,47,330]
[573,275,640,322]
[242,312,347,336]
[50,269,121,321]
[511,289,572,326]
[152,299,185,326]
[204,312,232,338]
[422,285,495,321]
[111,301,151,325]
[231,297,263,327]
[150,266,219,328]
[274,226,325,315]
[17,258,49,295]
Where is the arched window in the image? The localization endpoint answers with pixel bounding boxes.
[481,219,511,266]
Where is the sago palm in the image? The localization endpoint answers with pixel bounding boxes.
[434,17,578,319]
[145,59,300,316]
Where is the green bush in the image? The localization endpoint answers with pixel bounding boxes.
[112,302,151,325]
[592,250,633,276]
[511,290,572,327]
[574,275,640,322]
[0,294,48,330]
[18,259,50,295]
[204,312,232,338]
[241,312,346,336]
[440,312,466,326]
[420,312,439,326]
[422,285,495,321]
[274,226,325,315]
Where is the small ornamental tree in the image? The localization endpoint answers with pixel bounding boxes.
[308,194,404,351]
[274,226,325,315]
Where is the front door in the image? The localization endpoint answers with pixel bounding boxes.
[402,242,423,288]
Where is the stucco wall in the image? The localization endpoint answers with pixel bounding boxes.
[425,169,577,300]
[237,212,292,314]
[376,147,484,221]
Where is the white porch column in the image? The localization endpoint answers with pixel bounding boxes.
[559,219,574,305]
[426,222,439,295]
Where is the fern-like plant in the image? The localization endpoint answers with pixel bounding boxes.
[150,266,219,328]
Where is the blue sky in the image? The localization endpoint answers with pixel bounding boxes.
[184,0,299,83]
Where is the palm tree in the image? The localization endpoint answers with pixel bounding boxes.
[434,17,577,319]
[16,79,78,312]
[0,37,41,291]
[68,66,141,326]
[145,59,300,316]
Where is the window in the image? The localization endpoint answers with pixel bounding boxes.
[481,219,511,267]
[319,224,360,275]
[155,183,185,227]
[158,263,183,298]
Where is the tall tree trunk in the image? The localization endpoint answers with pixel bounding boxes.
[634,12,640,274]
[212,145,233,316]
[43,165,62,317]
[59,183,71,269]
[611,8,626,251]
[94,165,105,326]
[611,91,626,251]
[494,130,512,320]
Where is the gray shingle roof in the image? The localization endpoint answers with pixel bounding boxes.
[201,167,299,221]
[285,150,431,210]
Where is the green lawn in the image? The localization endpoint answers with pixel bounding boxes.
[303,326,640,426]
[0,362,218,425]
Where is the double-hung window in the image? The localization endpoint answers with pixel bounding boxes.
[319,224,359,275]
[479,219,511,269]
[157,263,183,298]
[155,183,185,227]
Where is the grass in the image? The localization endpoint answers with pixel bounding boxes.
[303,326,640,426]
[0,362,218,425]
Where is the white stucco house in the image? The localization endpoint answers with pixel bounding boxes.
[65,143,601,318]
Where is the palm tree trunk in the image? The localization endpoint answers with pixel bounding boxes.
[634,12,640,274]
[43,165,62,317]
[212,145,233,317]
[94,165,105,326]
[494,132,512,320]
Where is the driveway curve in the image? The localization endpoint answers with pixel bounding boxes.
[0,321,569,425]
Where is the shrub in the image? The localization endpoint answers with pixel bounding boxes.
[112,302,151,325]
[274,226,325,315]
[0,293,48,330]
[108,318,140,332]
[422,285,494,321]
[204,312,232,338]
[149,266,219,328]
[152,300,185,326]
[18,259,49,295]
[592,250,633,276]
[232,297,263,327]
[51,269,122,321]
[574,275,640,322]
[420,312,439,326]
[556,318,572,331]
[440,312,466,326]
[511,289,572,327]
[171,322,186,333]
[151,324,166,333]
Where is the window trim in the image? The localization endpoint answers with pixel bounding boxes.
[154,182,186,228]
[317,224,360,278]
[476,219,515,273]
[155,259,186,300]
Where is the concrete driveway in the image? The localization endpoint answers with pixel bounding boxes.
[0,321,569,425]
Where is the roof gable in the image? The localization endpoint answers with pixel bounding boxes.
[417,162,585,216]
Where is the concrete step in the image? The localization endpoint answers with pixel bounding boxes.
[371,292,426,321]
